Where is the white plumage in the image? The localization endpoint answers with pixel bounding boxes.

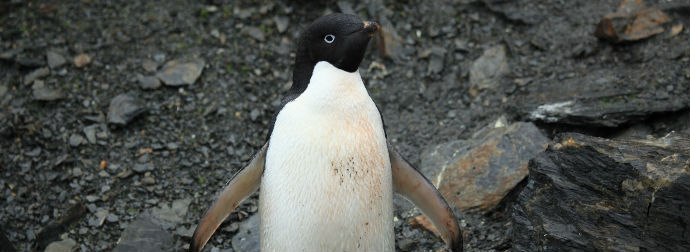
[260,61,394,251]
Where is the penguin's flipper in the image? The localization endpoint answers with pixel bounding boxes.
[189,143,268,252]
[388,142,463,252]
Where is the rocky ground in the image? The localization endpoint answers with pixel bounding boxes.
[1,0,688,252]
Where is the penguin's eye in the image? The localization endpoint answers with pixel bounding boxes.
[324,34,335,44]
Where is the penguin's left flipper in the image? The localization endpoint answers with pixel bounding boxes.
[389,142,463,252]
[189,143,268,252]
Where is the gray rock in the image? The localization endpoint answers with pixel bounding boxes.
[44,238,76,252]
[397,238,416,251]
[133,163,152,173]
[88,209,107,227]
[32,80,65,101]
[232,214,259,252]
[420,118,549,212]
[171,197,192,218]
[69,133,86,147]
[107,94,146,126]
[336,1,355,14]
[106,213,119,223]
[273,16,289,33]
[245,27,265,42]
[175,224,195,238]
[155,59,205,86]
[250,109,260,121]
[25,147,41,157]
[377,16,406,61]
[72,167,83,177]
[24,67,50,85]
[152,203,182,224]
[112,214,173,252]
[481,0,544,25]
[427,47,446,75]
[85,195,98,202]
[46,51,66,69]
[137,74,161,90]
[83,125,98,144]
[469,45,509,90]
[512,132,690,252]
[141,59,159,72]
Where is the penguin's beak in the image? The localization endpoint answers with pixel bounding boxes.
[362,21,380,36]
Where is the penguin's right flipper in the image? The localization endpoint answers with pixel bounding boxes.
[189,143,268,252]
[388,142,463,252]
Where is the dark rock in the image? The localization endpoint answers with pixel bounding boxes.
[511,132,690,252]
[112,213,173,252]
[155,59,205,86]
[0,225,17,252]
[137,74,161,90]
[482,0,545,25]
[107,94,146,126]
[23,67,50,85]
[231,214,259,252]
[15,56,46,68]
[35,203,86,251]
[514,68,690,127]
[421,118,549,212]
[46,51,66,69]
[469,45,509,90]
[32,80,65,101]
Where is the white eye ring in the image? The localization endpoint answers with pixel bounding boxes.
[324,34,335,44]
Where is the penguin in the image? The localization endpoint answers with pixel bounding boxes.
[190,13,462,252]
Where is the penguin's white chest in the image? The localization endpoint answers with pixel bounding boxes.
[260,62,394,251]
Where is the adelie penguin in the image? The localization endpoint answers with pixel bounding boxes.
[190,13,463,252]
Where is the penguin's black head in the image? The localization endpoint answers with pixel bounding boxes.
[297,13,379,73]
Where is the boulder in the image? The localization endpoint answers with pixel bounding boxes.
[421,119,549,212]
[511,132,690,252]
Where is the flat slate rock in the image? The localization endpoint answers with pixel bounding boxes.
[511,132,690,252]
[513,67,690,127]
[112,213,173,252]
[107,94,146,126]
[155,59,204,86]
